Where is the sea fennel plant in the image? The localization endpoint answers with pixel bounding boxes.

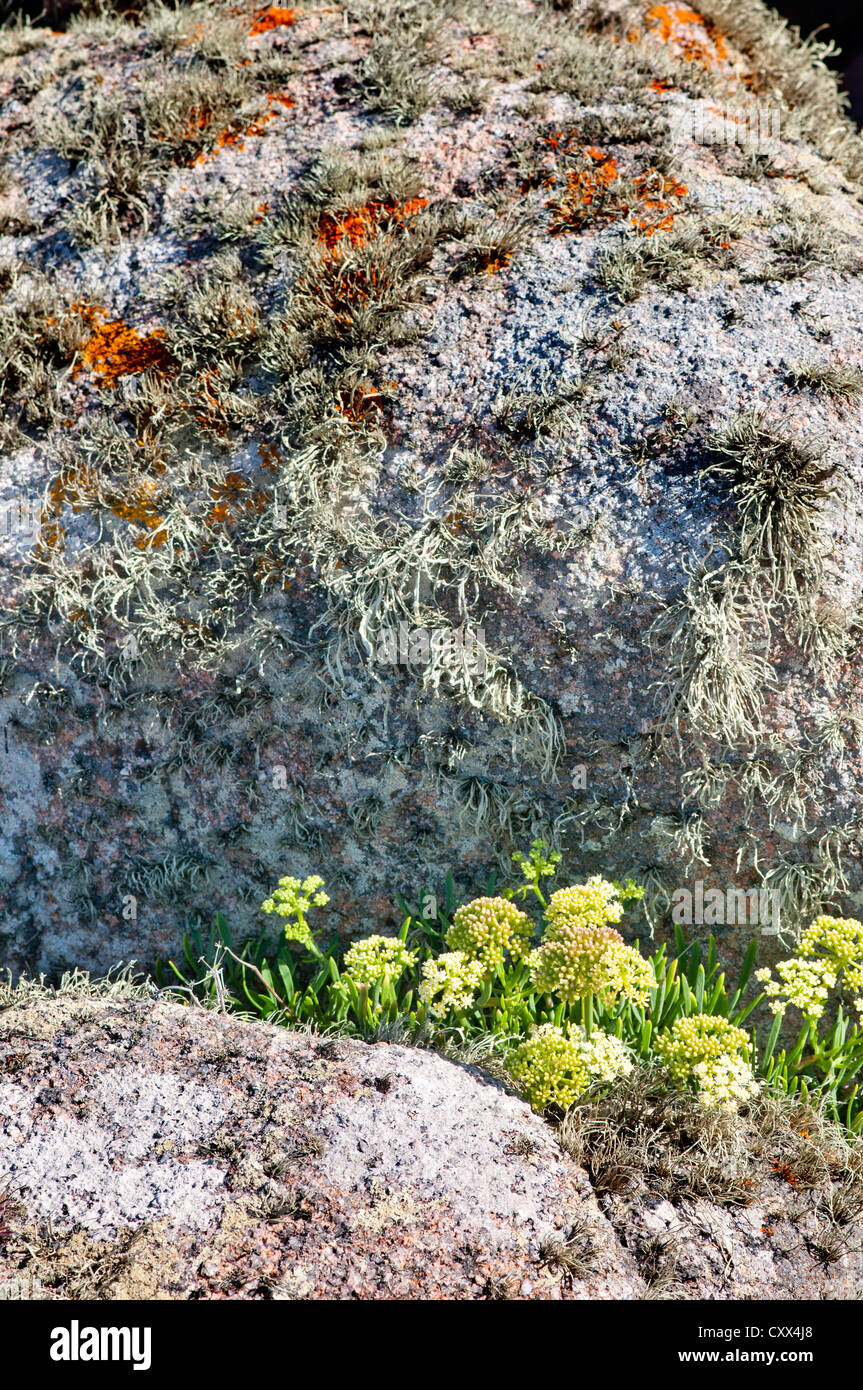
[159,843,863,1129]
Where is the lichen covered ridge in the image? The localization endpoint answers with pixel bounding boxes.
[1,0,863,978]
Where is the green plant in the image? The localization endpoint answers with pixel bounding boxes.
[158,840,863,1132]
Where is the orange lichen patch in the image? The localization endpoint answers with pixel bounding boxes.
[202,111,276,158]
[249,6,298,35]
[134,529,168,550]
[109,480,165,533]
[74,306,175,389]
[195,93,294,163]
[444,508,472,535]
[772,1161,799,1186]
[184,368,234,436]
[46,464,96,515]
[543,129,576,153]
[547,148,687,236]
[644,4,729,71]
[206,472,271,525]
[519,168,556,194]
[547,148,620,233]
[303,260,391,322]
[40,464,167,553]
[258,441,284,473]
[35,517,65,554]
[629,168,688,234]
[299,192,428,321]
[254,553,291,590]
[154,105,216,148]
[337,381,387,422]
[317,196,428,252]
[475,252,511,274]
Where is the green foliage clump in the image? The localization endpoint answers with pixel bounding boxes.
[161,841,863,1131]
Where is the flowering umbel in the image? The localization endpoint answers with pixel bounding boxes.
[755,914,863,1020]
[419,951,485,1019]
[261,874,329,946]
[527,878,652,1007]
[544,877,625,933]
[343,935,417,988]
[509,1023,632,1110]
[446,895,534,968]
[654,1015,758,1109]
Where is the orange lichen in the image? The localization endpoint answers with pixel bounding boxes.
[195,93,294,163]
[444,508,471,535]
[547,147,687,236]
[337,381,387,422]
[74,306,175,389]
[644,4,729,71]
[186,368,233,436]
[317,196,428,251]
[629,168,689,234]
[258,442,284,473]
[299,195,424,322]
[153,104,218,152]
[40,463,168,553]
[206,472,270,525]
[249,6,298,35]
[547,148,620,233]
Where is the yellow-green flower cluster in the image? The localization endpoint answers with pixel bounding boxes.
[445,896,534,968]
[528,926,652,1007]
[799,914,863,969]
[509,1023,632,1111]
[261,874,329,945]
[691,1055,760,1109]
[755,959,836,1020]
[343,936,417,988]
[419,951,486,1020]
[544,877,625,933]
[755,914,863,1021]
[654,1015,758,1109]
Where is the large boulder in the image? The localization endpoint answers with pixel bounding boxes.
[2,0,863,975]
[1,988,862,1299]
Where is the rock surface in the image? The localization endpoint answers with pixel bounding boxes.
[0,990,861,1299]
[2,0,863,976]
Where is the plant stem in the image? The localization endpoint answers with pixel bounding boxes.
[583,991,593,1039]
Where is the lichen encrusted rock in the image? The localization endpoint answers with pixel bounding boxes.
[3,0,863,976]
[0,988,861,1299]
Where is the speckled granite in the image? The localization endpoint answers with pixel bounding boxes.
[0,994,860,1299]
[1,1,863,978]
